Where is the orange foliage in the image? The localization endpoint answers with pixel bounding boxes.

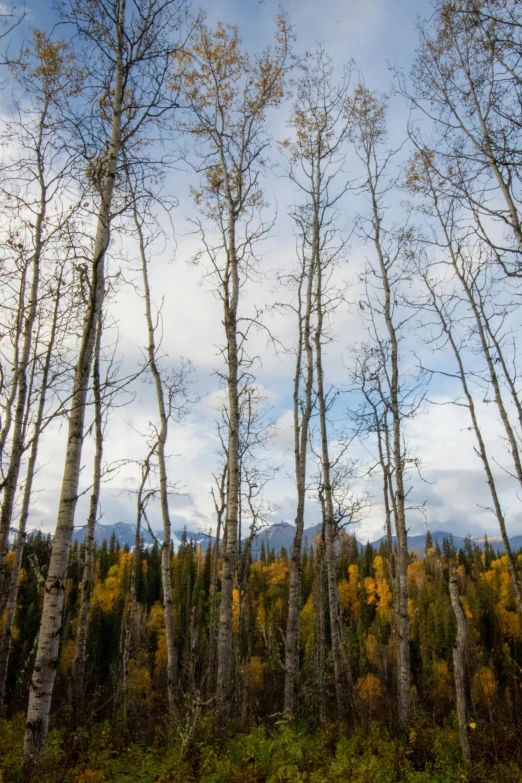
[264,559,289,585]
[472,666,497,708]
[232,588,240,632]
[248,656,265,691]
[300,595,314,648]
[338,565,360,618]
[482,557,520,642]
[127,660,153,711]
[365,633,380,666]
[147,602,167,673]
[60,638,76,677]
[365,571,393,622]
[408,560,426,589]
[356,673,383,708]
[430,659,453,704]
[91,564,123,613]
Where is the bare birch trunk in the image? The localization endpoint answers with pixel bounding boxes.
[315,263,355,720]
[313,541,326,723]
[0,99,49,597]
[70,313,103,723]
[23,3,124,759]
[208,472,225,695]
[123,452,152,723]
[448,565,472,778]
[368,181,411,729]
[133,201,177,714]
[284,252,315,715]
[425,189,522,616]
[0,271,63,708]
[216,208,240,718]
[0,261,26,477]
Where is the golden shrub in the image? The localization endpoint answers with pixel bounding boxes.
[299,594,314,647]
[430,659,453,704]
[472,666,497,708]
[264,559,289,585]
[249,656,265,691]
[365,633,380,666]
[356,673,383,708]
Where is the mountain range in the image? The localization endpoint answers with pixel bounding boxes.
[71,521,215,550]
[68,520,522,557]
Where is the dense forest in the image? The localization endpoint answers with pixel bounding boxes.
[1,0,522,780]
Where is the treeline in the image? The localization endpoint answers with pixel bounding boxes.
[1,0,522,780]
[3,528,522,780]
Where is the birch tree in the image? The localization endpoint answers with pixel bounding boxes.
[0,266,70,707]
[406,147,522,615]
[131,189,192,714]
[406,0,522,278]
[280,49,353,718]
[0,32,82,598]
[449,564,472,778]
[174,14,290,718]
[123,444,156,723]
[70,312,103,723]
[24,0,185,762]
[346,87,418,728]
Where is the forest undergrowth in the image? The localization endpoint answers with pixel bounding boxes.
[2,711,522,783]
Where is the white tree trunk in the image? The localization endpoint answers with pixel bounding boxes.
[284,252,315,715]
[0,99,50,597]
[448,565,472,778]
[23,4,125,758]
[71,314,103,722]
[0,271,62,707]
[133,198,177,713]
[216,209,240,718]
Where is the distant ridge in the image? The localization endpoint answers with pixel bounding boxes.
[69,521,216,551]
[370,530,522,556]
[57,521,522,558]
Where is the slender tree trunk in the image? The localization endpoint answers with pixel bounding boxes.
[368,177,411,728]
[235,528,254,719]
[23,4,124,759]
[0,262,26,472]
[426,281,522,614]
[448,565,472,779]
[216,207,240,718]
[123,453,151,723]
[313,541,326,723]
[133,200,177,714]
[425,179,522,614]
[207,493,223,695]
[70,313,103,723]
[453,257,522,498]
[0,100,50,597]
[207,465,226,695]
[0,272,63,709]
[460,62,522,256]
[284,252,315,715]
[240,616,252,727]
[315,287,355,722]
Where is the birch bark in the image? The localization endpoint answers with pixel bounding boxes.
[71,313,103,722]
[284,251,315,715]
[133,200,177,713]
[448,565,472,778]
[0,272,63,708]
[23,2,125,760]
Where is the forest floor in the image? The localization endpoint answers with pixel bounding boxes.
[1,713,522,782]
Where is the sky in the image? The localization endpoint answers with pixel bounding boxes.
[7,0,522,546]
